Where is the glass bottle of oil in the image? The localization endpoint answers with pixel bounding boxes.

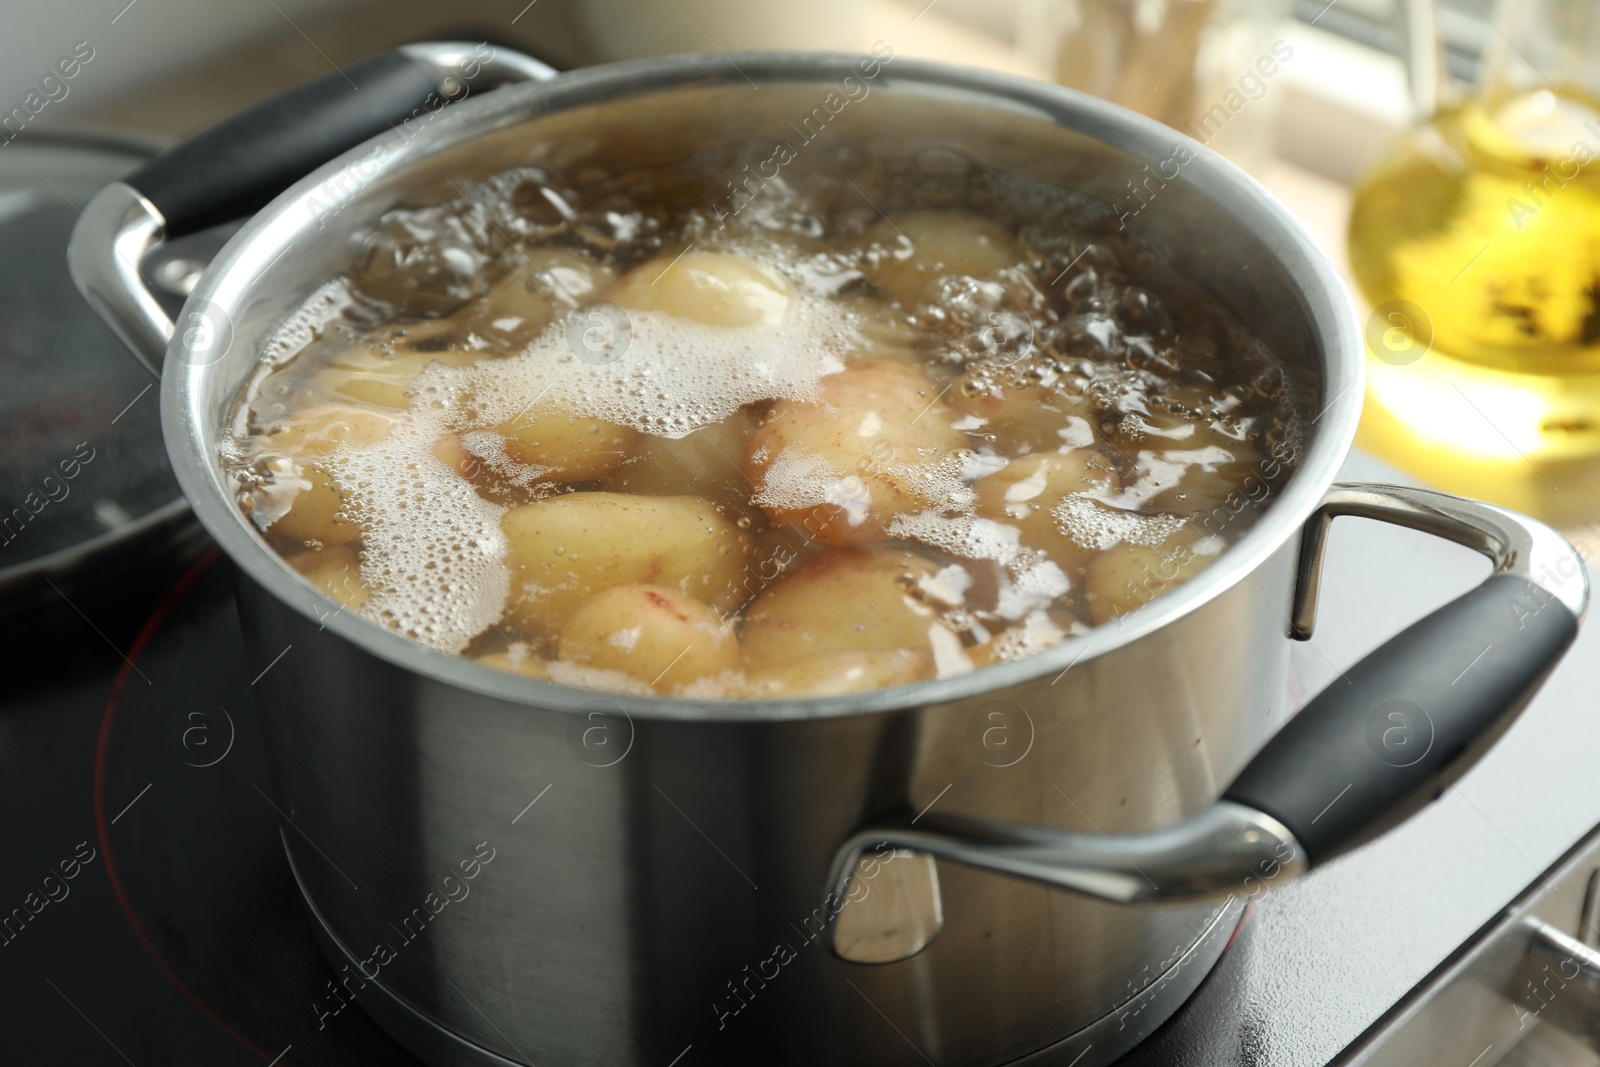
[1348,0,1600,525]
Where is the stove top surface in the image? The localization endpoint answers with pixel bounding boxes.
[4,451,1599,1067]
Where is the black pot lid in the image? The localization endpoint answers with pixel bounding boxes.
[0,131,228,610]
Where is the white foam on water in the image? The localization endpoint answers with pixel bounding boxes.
[1118,446,1237,507]
[887,510,1069,620]
[436,293,854,441]
[1052,494,1187,552]
[231,281,359,440]
[322,384,511,656]
[749,447,878,526]
[541,659,654,695]
[752,447,976,527]
[981,608,1071,663]
[459,428,549,488]
[607,626,642,652]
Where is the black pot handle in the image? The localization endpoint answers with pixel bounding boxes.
[1223,484,1583,864]
[131,51,437,239]
[130,42,555,238]
[823,483,1587,962]
[67,42,555,376]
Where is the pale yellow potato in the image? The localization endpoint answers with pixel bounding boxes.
[522,246,616,305]
[473,648,549,679]
[744,648,933,697]
[740,548,952,671]
[439,414,636,490]
[463,248,616,346]
[860,210,1026,307]
[486,407,638,482]
[973,450,1120,572]
[268,403,400,454]
[953,371,1084,453]
[316,345,477,409]
[1084,542,1213,625]
[604,410,759,516]
[608,249,790,327]
[255,405,402,545]
[290,544,369,610]
[500,492,749,636]
[838,294,922,362]
[745,359,964,546]
[558,584,738,692]
[1150,441,1265,521]
[358,315,460,353]
[1109,407,1267,519]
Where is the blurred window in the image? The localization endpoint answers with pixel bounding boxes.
[1291,0,1492,83]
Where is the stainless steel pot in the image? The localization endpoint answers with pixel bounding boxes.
[68,44,1589,1067]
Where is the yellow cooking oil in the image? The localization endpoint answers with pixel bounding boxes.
[1348,85,1600,524]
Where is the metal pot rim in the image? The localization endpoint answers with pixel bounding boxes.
[163,50,1363,722]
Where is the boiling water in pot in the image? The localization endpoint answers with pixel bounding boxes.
[222,143,1301,697]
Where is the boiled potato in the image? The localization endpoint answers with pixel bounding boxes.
[741,548,953,670]
[838,294,922,362]
[1148,441,1265,521]
[953,370,1090,453]
[522,246,615,305]
[605,410,759,516]
[1114,409,1266,519]
[1084,542,1214,625]
[558,584,738,692]
[485,407,638,482]
[973,450,1120,573]
[463,248,617,347]
[744,648,932,697]
[459,268,554,347]
[316,345,477,409]
[860,210,1026,307]
[500,492,749,636]
[254,405,402,544]
[746,359,964,546]
[474,647,549,679]
[608,249,790,327]
[437,413,637,489]
[290,543,369,610]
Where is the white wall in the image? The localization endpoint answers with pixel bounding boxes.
[1,0,369,123]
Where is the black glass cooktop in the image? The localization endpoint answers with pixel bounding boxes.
[0,548,423,1066]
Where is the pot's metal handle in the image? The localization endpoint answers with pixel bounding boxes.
[66,41,556,378]
[823,484,1587,960]
[1227,483,1584,863]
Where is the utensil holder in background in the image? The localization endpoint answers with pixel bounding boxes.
[1016,0,1291,173]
